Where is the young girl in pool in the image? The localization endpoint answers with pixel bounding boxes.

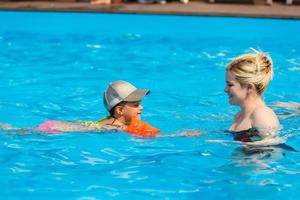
[1,80,201,138]
[224,49,281,146]
[35,80,158,137]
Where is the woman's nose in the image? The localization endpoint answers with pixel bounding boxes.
[224,86,229,93]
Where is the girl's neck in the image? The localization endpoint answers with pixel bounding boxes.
[110,116,129,127]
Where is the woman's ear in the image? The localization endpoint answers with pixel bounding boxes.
[247,84,256,94]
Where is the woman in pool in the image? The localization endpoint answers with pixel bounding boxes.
[224,49,282,146]
[1,80,201,138]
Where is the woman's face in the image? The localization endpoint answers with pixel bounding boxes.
[225,71,248,106]
[121,101,143,121]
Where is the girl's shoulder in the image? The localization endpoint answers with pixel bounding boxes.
[81,120,122,132]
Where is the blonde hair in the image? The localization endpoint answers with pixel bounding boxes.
[226,49,273,95]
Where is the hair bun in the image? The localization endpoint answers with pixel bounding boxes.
[260,54,272,74]
[227,49,274,95]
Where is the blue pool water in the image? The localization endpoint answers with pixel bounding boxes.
[1,11,300,199]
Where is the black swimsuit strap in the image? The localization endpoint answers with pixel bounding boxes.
[109,117,124,129]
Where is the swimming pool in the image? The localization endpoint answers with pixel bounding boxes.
[0,11,300,199]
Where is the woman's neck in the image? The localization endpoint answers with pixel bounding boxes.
[240,95,265,115]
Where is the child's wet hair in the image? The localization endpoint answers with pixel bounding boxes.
[226,49,273,95]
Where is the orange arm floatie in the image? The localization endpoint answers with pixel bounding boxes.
[125,118,160,138]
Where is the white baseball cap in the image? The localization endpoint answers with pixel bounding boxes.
[103,80,150,112]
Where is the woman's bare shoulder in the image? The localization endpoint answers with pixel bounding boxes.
[251,106,280,136]
[252,105,278,119]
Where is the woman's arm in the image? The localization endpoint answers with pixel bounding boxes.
[155,130,204,138]
[273,101,300,120]
[206,136,285,146]
[242,136,285,146]
[273,101,300,111]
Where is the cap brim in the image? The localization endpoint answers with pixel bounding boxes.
[123,89,150,102]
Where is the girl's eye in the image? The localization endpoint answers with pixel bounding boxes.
[130,103,140,107]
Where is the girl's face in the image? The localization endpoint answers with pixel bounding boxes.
[224,71,248,106]
[121,101,143,121]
